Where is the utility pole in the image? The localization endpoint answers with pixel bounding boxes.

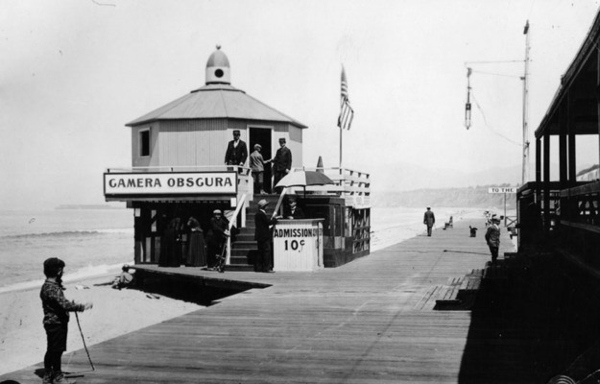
[465,68,472,129]
[522,20,531,185]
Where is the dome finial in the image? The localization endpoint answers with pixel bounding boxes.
[205,46,230,85]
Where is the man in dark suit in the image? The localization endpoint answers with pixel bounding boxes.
[272,137,292,194]
[423,207,436,237]
[254,199,279,272]
[285,196,305,219]
[224,130,248,169]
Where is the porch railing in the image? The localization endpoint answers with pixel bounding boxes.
[294,167,371,208]
[560,181,600,234]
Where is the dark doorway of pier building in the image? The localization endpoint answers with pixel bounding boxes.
[249,127,272,193]
[133,202,229,265]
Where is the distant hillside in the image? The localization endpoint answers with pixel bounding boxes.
[371,185,517,209]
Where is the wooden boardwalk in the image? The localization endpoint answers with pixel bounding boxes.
[2,218,546,384]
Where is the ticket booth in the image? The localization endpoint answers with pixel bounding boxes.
[272,219,324,271]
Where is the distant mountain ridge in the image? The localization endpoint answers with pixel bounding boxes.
[372,185,517,209]
[370,162,524,192]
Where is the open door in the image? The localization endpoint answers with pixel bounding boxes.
[249,127,273,193]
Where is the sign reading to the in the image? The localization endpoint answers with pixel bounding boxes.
[488,187,518,194]
[104,172,237,195]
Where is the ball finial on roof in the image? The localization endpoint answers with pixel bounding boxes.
[206,46,231,85]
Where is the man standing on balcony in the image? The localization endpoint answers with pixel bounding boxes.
[272,138,292,194]
[224,130,248,170]
[250,144,270,195]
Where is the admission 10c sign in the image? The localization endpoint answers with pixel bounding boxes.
[488,187,518,194]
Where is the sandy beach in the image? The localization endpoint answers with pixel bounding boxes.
[0,207,498,376]
[0,274,201,376]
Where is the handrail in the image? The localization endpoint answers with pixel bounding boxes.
[226,193,249,265]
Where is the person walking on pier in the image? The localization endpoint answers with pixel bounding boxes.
[206,210,229,269]
[254,199,279,272]
[423,207,436,237]
[224,130,248,170]
[41,257,93,384]
[272,138,292,194]
[485,217,501,264]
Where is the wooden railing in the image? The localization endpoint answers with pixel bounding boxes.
[296,167,371,209]
[560,181,600,234]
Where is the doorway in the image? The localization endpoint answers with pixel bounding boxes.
[249,127,273,193]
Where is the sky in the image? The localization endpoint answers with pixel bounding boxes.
[1,0,600,210]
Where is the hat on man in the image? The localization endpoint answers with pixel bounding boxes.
[258,199,269,208]
[254,144,262,150]
[279,138,286,143]
[213,209,222,215]
[233,130,240,135]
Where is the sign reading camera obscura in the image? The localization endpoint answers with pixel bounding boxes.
[104,172,237,195]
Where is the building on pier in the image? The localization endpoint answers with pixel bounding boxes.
[517,12,600,260]
[104,47,371,270]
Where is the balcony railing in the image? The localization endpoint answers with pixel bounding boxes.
[560,181,600,234]
[292,167,371,209]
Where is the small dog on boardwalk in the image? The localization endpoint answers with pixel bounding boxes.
[469,226,478,237]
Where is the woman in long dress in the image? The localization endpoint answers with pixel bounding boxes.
[186,217,207,267]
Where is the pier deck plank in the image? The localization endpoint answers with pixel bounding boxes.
[1,218,517,384]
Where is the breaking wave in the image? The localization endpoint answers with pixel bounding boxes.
[2,228,133,240]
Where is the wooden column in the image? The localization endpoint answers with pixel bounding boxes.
[568,91,577,186]
[536,137,541,203]
[543,133,551,232]
[559,103,568,186]
[598,47,600,175]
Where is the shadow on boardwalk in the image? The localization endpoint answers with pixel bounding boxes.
[459,252,600,383]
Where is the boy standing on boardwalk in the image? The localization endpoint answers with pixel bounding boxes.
[40,257,93,384]
[485,217,501,263]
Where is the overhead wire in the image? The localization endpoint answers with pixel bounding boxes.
[470,90,522,147]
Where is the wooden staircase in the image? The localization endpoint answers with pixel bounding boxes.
[227,194,281,271]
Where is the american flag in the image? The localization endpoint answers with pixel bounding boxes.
[337,66,354,130]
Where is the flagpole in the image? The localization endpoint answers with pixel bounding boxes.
[339,122,343,168]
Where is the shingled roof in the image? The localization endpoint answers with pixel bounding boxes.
[126,83,307,128]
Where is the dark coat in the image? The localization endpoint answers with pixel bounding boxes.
[423,210,435,227]
[255,209,277,242]
[225,140,248,165]
[272,146,292,172]
[285,206,305,219]
[206,217,229,245]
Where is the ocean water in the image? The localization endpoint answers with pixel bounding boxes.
[0,206,466,293]
[0,209,134,292]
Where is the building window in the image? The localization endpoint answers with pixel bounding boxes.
[139,129,150,157]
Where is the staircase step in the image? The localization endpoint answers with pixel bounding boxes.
[224,264,255,272]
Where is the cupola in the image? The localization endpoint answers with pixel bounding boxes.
[205,45,231,85]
